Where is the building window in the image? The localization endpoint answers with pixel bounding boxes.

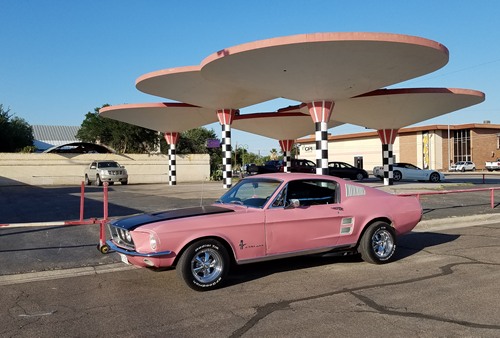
[497,133,500,150]
[453,129,471,162]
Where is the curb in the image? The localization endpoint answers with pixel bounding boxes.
[0,263,137,286]
[413,213,500,232]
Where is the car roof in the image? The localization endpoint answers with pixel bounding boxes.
[248,172,344,182]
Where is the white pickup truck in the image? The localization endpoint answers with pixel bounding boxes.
[84,160,128,185]
[485,159,500,171]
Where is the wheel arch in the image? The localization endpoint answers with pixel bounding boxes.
[356,217,395,247]
[172,235,236,267]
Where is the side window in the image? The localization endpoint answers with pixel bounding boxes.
[286,180,338,206]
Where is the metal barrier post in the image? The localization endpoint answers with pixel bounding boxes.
[103,182,109,221]
[80,181,85,222]
[491,188,495,209]
[98,182,110,254]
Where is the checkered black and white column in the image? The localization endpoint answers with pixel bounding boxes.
[377,129,398,186]
[217,109,236,189]
[164,132,179,186]
[279,140,294,173]
[315,122,329,175]
[168,144,177,185]
[221,123,232,188]
[382,143,394,186]
[307,101,334,175]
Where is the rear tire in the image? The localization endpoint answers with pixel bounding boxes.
[177,239,229,291]
[95,175,103,186]
[358,221,396,264]
[393,170,402,182]
[356,173,364,181]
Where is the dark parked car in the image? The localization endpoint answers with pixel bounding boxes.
[328,161,369,181]
[247,159,316,175]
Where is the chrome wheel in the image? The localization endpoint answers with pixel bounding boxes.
[190,247,224,284]
[359,221,396,264]
[371,228,395,259]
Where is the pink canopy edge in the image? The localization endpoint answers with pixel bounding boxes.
[200,32,449,67]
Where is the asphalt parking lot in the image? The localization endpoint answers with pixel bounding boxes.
[1,175,500,276]
[0,175,499,337]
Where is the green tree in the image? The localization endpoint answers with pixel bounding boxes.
[77,105,159,153]
[0,105,34,152]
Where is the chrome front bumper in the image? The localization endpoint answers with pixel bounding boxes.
[106,240,172,257]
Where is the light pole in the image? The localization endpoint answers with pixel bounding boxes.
[235,144,248,175]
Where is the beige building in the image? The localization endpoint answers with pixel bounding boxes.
[297,122,500,172]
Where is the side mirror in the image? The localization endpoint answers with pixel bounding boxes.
[285,199,300,209]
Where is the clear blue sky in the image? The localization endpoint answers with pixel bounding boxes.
[1,1,499,155]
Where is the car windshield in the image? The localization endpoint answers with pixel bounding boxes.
[216,178,282,209]
[97,161,119,168]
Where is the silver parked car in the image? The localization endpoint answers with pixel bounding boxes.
[373,162,445,183]
[84,160,128,186]
[450,161,475,172]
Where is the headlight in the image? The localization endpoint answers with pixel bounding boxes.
[149,234,158,251]
[126,231,132,242]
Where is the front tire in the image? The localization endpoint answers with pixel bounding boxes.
[95,175,103,186]
[358,221,396,264]
[84,175,91,185]
[177,239,229,291]
[429,172,441,183]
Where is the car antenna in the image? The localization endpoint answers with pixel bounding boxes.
[200,176,207,206]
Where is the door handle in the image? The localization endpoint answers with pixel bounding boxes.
[331,206,343,211]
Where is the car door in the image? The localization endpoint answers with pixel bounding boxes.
[264,179,342,255]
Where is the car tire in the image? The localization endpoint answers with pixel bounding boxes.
[356,173,365,181]
[84,175,91,186]
[393,170,402,181]
[358,221,396,264]
[177,239,229,291]
[461,167,465,172]
[121,180,128,185]
[95,175,103,186]
[429,172,441,183]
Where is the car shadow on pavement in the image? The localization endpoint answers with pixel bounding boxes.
[224,231,459,289]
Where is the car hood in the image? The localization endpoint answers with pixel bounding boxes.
[109,205,234,231]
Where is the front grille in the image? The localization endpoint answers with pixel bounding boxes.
[109,170,123,175]
[107,224,135,250]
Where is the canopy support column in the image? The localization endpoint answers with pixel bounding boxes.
[307,101,334,175]
[378,129,399,186]
[279,140,294,173]
[217,109,237,189]
[164,132,179,186]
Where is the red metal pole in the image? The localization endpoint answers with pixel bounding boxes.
[99,220,106,247]
[491,188,494,209]
[80,181,85,221]
[100,182,109,249]
[103,182,109,221]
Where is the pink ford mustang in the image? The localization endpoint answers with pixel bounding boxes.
[106,173,422,291]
